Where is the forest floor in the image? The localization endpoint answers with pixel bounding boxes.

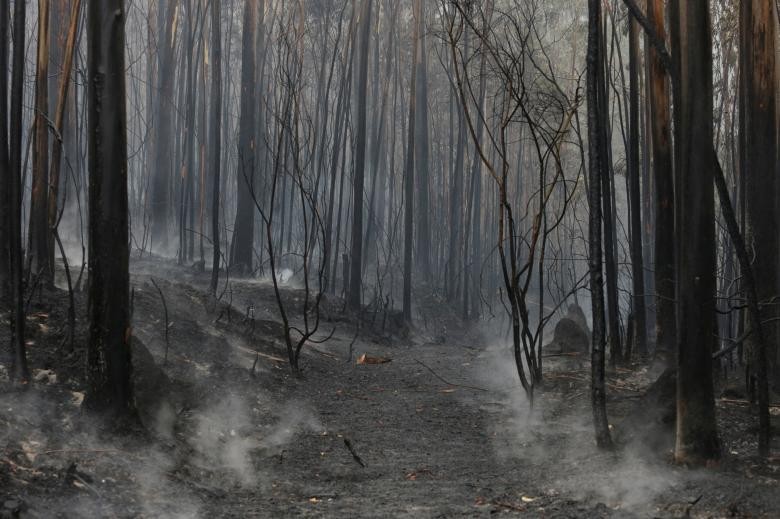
[1,256,779,518]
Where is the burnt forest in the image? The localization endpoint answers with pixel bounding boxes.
[0,0,779,517]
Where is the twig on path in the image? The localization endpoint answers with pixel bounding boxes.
[150,277,171,365]
[683,494,703,516]
[414,359,489,392]
[343,438,366,468]
[719,398,780,409]
[43,449,133,457]
[251,352,260,377]
[492,500,526,513]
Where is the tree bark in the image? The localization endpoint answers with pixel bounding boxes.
[209,0,222,294]
[743,0,779,391]
[29,0,52,284]
[647,0,677,364]
[348,0,372,310]
[8,0,28,382]
[587,0,612,449]
[403,0,420,323]
[740,0,775,456]
[0,0,9,304]
[627,12,647,358]
[414,1,430,278]
[150,0,177,251]
[85,0,134,416]
[230,0,259,274]
[672,0,720,465]
[47,0,82,273]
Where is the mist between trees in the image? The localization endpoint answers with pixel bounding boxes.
[1,1,779,515]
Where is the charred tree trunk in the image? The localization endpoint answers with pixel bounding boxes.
[150,0,177,251]
[627,12,647,359]
[743,0,779,391]
[587,0,612,449]
[85,0,134,417]
[209,0,222,294]
[29,0,52,284]
[47,0,82,273]
[647,0,676,364]
[448,83,465,301]
[0,0,9,303]
[414,1,430,278]
[672,0,720,465]
[402,0,420,323]
[740,0,775,455]
[348,0,372,310]
[597,16,621,367]
[8,0,28,382]
[230,0,259,274]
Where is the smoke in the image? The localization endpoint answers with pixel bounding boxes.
[260,401,322,451]
[227,266,306,293]
[186,393,321,487]
[0,382,203,517]
[189,393,260,486]
[277,268,294,285]
[467,334,679,514]
[0,374,323,517]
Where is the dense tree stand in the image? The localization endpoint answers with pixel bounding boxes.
[1,1,778,515]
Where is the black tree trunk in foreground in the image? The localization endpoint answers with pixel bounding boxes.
[587,0,612,449]
[743,0,779,392]
[8,0,28,382]
[627,13,647,359]
[85,0,134,416]
[0,0,8,303]
[673,0,720,465]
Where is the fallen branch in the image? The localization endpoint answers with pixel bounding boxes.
[43,449,133,456]
[719,398,780,409]
[149,277,171,365]
[414,359,489,392]
[343,438,366,468]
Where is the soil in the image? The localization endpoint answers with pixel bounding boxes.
[1,256,779,518]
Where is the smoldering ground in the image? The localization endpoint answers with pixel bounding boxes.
[0,362,324,517]
[465,323,683,515]
[3,258,779,518]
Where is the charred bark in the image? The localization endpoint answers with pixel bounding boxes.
[85,0,134,417]
[587,0,612,449]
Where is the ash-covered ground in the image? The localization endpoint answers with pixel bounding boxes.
[1,257,778,518]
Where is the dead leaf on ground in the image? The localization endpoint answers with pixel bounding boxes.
[20,441,41,463]
[404,468,434,480]
[356,354,392,365]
